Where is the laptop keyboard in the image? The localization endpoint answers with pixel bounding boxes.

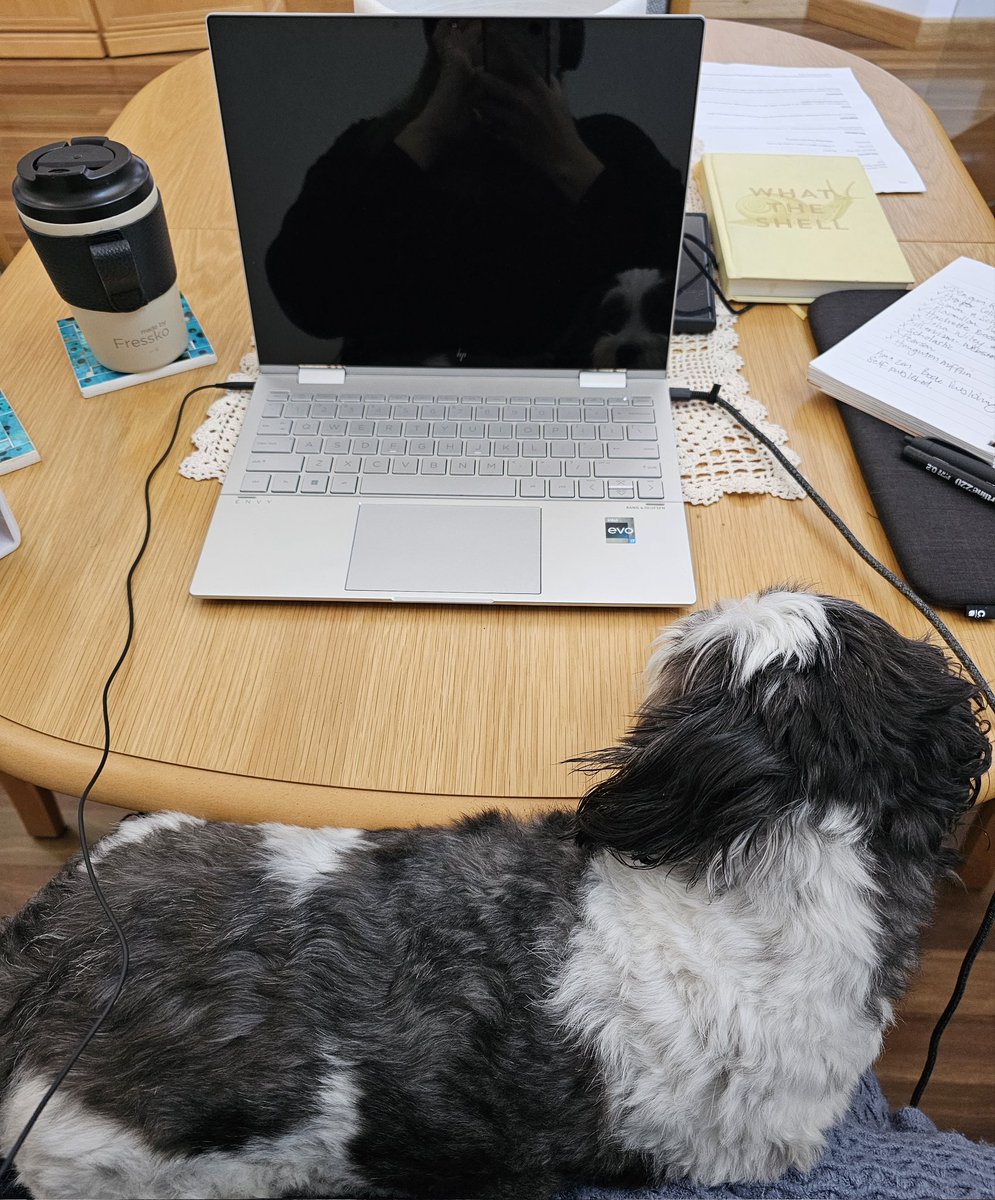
[239,391,667,501]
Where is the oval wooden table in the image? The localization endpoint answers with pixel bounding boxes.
[1,22,992,869]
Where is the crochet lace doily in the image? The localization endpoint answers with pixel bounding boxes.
[180,166,804,504]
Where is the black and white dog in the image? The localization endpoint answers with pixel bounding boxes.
[590,268,672,370]
[1,589,989,1200]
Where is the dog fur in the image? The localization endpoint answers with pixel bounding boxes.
[0,588,989,1200]
[590,267,672,371]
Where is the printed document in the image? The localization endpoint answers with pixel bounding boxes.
[694,64,925,194]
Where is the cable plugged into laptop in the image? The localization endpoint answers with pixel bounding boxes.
[672,382,995,1109]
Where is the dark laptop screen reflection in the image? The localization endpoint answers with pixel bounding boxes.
[211,16,703,372]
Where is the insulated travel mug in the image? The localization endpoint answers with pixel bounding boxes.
[12,137,187,374]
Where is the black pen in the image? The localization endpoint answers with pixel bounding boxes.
[901,442,995,506]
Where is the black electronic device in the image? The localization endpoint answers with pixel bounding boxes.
[674,211,716,334]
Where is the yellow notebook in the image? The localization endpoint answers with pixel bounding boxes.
[694,153,913,305]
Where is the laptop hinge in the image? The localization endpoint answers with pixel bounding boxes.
[578,369,627,389]
[298,365,346,385]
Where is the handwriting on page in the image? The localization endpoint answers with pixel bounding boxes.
[864,284,995,421]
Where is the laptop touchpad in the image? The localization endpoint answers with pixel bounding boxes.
[346,504,541,594]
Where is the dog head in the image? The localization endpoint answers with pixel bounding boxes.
[590,268,673,371]
[574,587,991,894]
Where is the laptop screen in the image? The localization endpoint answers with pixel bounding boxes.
[208,14,704,373]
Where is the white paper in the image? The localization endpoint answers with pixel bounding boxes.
[694,63,925,194]
[354,0,646,13]
[809,257,995,466]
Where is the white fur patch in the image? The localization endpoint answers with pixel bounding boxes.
[84,812,205,870]
[550,807,885,1185]
[647,589,834,693]
[2,1061,365,1200]
[257,824,367,896]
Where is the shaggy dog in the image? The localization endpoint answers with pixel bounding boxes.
[590,267,673,371]
[0,588,989,1200]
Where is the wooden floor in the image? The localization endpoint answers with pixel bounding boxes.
[1,15,993,1149]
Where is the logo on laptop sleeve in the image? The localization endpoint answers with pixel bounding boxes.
[605,518,636,543]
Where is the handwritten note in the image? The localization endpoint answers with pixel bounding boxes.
[808,257,995,466]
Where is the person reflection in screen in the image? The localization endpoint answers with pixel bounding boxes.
[265,18,684,367]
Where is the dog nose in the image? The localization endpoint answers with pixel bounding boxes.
[615,344,641,368]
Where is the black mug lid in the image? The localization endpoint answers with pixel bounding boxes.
[12,137,154,224]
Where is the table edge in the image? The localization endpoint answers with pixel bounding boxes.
[0,715,578,824]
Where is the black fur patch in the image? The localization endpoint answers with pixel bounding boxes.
[0,812,645,1198]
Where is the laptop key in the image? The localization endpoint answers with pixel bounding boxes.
[609,408,655,423]
[267,472,298,492]
[608,444,660,459]
[240,472,270,493]
[329,476,357,494]
[578,480,606,498]
[359,476,516,497]
[247,453,304,472]
[300,474,328,494]
[593,462,662,478]
[637,480,665,499]
[519,479,545,498]
[253,435,294,453]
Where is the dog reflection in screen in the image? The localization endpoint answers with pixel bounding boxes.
[591,266,673,370]
[1,588,990,1200]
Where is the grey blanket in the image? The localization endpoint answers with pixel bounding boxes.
[567,1073,995,1200]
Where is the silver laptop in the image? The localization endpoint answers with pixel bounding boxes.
[192,12,703,605]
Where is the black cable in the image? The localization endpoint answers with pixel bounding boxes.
[680,383,995,1107]
[680,232,757,317]
[0,379,255,1193]
[910,885,995,1107]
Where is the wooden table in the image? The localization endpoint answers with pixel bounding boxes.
[1,22,992,847]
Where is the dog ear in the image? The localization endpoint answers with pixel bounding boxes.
[795,599,991,864]
[572,674,803,885]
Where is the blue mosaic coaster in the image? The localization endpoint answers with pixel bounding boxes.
[57,294,217,397]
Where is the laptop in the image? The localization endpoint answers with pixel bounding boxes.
[192,12,703,605]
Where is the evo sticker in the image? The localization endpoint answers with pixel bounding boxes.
[605,518,636,544]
